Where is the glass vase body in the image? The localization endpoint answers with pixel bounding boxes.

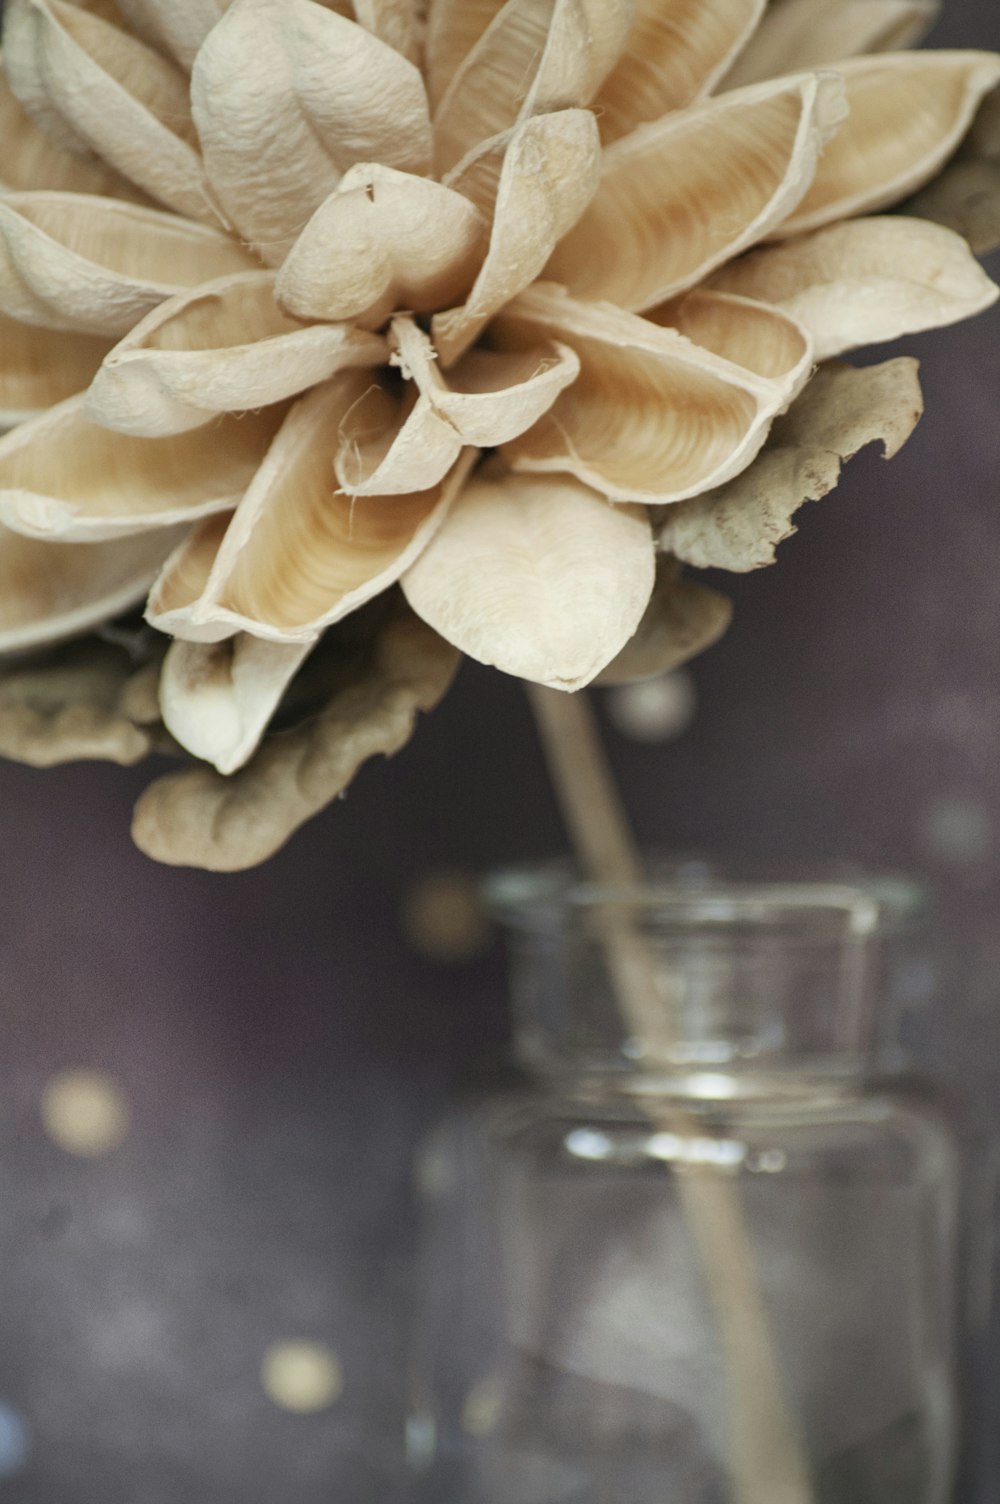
[408,877,961,1504]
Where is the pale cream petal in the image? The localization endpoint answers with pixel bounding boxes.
[710,216,999,359]
[0,192,257,335]
[0,523,181,652]
[494,285,809,504]
[724,0,940,90]
[424,0,504,110]
[86,271,388,436]
[391,315,580,448]
[147,511,230,624]
[545,72,847,311]
[191,0,432,264]
[148,379,476,642]
[275,165,487,330]
[403,466,655,690]
[113,0,229,69]
[906,90,1000,256]
[645,289,813,382]
[0,315,114,425]
[3,0,219,224]
[433,108,601,367]
[334,375,464,498]
[159,634,312,773]
[593,0,765,144]
[595,558,732,684]
[0,56,142,196]
[778,52,1000,236]
[0,394,285,540]
[351,0,422,62]
[433,0,634,177]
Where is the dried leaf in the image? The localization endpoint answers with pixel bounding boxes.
[131,610,460,870]
[710,216,998,359]
[656,358,924,572]
[905,89,1000,256]
[0,314,114,425]
[402,465,655,689]
[596,558,733,684]
[545,72,847,311]
[724,0,939,89]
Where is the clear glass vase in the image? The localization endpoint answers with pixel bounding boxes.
[408,873,961,1504]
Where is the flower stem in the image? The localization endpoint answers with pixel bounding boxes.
[526,682,815,1504]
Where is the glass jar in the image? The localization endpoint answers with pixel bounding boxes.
[408,874,961,1504]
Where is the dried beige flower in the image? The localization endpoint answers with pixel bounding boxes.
[0,0,996,863]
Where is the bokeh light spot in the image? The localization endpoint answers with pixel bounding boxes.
[261,1342,343,1413]
[41,1070,130,1158]
[606,671,697,743]
[0,1403,30,1478]
[401,868,492,963]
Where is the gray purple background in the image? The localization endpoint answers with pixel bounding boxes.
[0,2,998,1499]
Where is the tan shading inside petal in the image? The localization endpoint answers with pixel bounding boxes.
[0,56,143,197]
[709,216,998,359]
[593,0,766,144]
[87,271,388,435]
[334,374,464,497]
[723,0,940,90]
[0,315,114,424]
[425,0,505,110]
[150,511,231,620]
[114,0,230,70]
[646,290,812,381]
[0,394,286,539]
[777,52,1000,236]
[0,192,257,335]
[545,72,847,312]
[0,523,180,653]
[275,165,488,329]
[403,464,655,690]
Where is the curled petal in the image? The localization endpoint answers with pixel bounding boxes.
[86,271,388,436]
[433,108,601,367]
[906,90,1000,256]
[147,379,476,642]
[351,0,422,62]
[595,558,732,684]
[0,57,141,196]
[778,51,1000,236]
[0,315,113,425]
[433,0,634,176]
[710,216,999,359]
[545,72,847,312]
[3,0,218,223]
[0,523,182,653]
[646,289,812,383]
[724,0,940,89]
[594,0,765,144]
[159,635,312,774]
[0,192,256,336]
[191,0,432,264]
[334,373,464,498]
[276,165,487,330]
[0,394,286,540]
[403,466,655,690]
[392,315,580,448]
[114,0,230,69]
[495,285,809,504]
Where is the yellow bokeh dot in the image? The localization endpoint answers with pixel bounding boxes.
[261,1342,343,1414]
[41,1070,130,1158]
[401,869,492,964]
[461,1375,504,1437]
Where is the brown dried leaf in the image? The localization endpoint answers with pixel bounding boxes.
[905,89,1000,255]
[0,635,163,766]
[656,358,924,572]
[596,559,732,685]
[131,611,459,870]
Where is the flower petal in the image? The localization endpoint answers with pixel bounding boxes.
[545,72,847,311]
[432,0,634,176]
[351,0,422,62]
[645,289,812,382]
[113,0,230,69]
[147,379,476,642]
[334,372,465,498]
[906,89,1000,256]
[724,0,939,89]
[86,271,388,436]
[159,634,312,774]
[0,393,286,539]
[3,0,219,223]
[777,52,1000,236]
[0,192,256,335]
[593,0,765,144]
[710,216,999,359]
[495,284,809,504]
[275,165,488,330]
[191,0,432,264]
[433,108,601,367]
[595,557,732,684]
[392,314,580,448]
[0,55,141,196]
[0,314,114,425]
[403,465,655,690]
[424,0,504,110]
[0,523,182,652]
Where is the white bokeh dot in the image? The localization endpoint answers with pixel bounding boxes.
[462,1376,503,1437]
[41,1070,130,1158]
[261,1342,343,1414]
[606,671,697,744]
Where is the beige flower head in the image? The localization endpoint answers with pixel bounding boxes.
[0,0,997,866]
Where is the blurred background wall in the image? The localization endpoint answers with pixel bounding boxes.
[0,2,997,1500]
